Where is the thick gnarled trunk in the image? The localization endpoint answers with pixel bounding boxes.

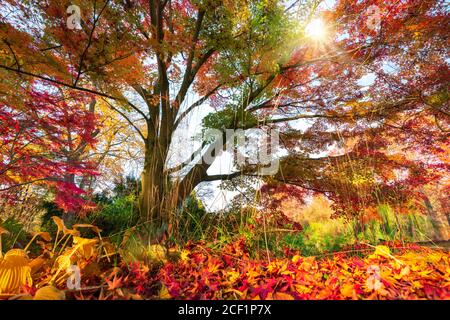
[138,139,210,242]
[139,146,166,223]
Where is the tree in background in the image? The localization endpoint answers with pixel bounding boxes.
[0,81,98,214]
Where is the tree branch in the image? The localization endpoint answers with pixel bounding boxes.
[174,83,222,129]
[74,0,110,86]
[102,99,146,141]
[203,171,244,182]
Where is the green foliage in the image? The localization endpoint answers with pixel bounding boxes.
[356,205,436,243]
[202,105,258,130]
[40,201,65,235]
[88,194,139,245]
[174,193,209,242]
[248,0,289,47]
[167,196,440,258]
[282,205,438,256]
[283,221,352,256]
[170,195,257,248]
[0,218,32,252]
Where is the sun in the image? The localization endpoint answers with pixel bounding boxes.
[305,18,327,41]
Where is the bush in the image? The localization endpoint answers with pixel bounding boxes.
[281,204,439,256]
[87,194,139,244]
[170,194,256,247]
[282,220,352,256]
[357,205,436,243]
[0,218,33,252]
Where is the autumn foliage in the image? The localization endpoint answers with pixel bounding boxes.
[158,241,450,300]
[0,0,449,302]
[0,83,99,212]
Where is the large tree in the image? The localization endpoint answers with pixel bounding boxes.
[0,0,448,236]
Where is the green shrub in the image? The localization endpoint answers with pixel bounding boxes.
[281,204,439,256]
[362,205,436,243]
[0,218,32,251]
[87,194,139,244]
[282,220,352,256]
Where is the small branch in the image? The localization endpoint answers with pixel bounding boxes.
[174,84,221,129]
[3,40,21,71]
[73,0,110,86]
[0,64,123,100]
[102,99,146,141]
[203,171,244,182]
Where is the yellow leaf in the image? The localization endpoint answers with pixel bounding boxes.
[395,266,410,280]
[369,245,391,259]
[273,292,294,300]
[294,284,312,294]
[180,249,190,262]
[10,294,33,300]
[0,249,32,294]
[52,217,79,236]
[32,232,51,242]
[227,270,240,283]
[245,269,260,282]
[340,283,355,298]
[73,224,102,235]
[0,293,15,300]
[29,257,46,274]
[418,269,433,277]
[299,257,316,271]
[146,244,167,264]
[33,286,65,300]
[412,280,423,289]
[208,262,220,274]
[66,229,80,236]
[159,285,171,299]
[54,255,72,272]
[281,269,295,277]
[427,253,443,264]
[52,216,65,234]
[72,236,98,259]
[292,255,302,264]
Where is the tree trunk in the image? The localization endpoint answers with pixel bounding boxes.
[138,145,205,242]
[139,148,165,222]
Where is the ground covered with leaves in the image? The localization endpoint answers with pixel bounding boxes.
[1,218,449,300]
[158,241,450,300]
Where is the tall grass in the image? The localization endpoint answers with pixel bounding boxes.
[282,204,439,256]
[358,204,436,243]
